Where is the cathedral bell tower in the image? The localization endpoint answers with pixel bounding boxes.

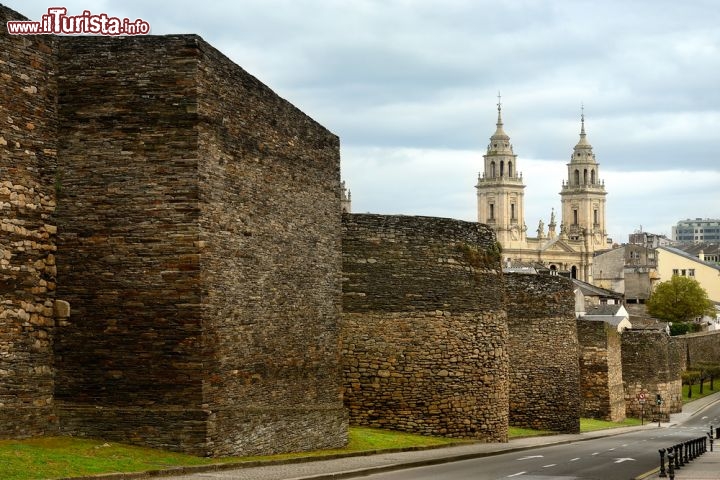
[560,108,607,249]
[476,96,527,248]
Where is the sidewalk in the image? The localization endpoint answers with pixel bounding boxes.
[643,391,720,480]
[69,392,720,480]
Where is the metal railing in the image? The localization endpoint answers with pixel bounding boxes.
[658,434,709,479]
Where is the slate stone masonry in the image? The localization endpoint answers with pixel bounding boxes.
[577,320,626,422]
[505,273,581,433]
[0,5,59,438]
[49,33,345,456]
[341,214,510,441]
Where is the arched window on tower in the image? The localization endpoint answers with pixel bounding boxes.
[574,169,580,185]
[490,161,496,177]
[500,161,505,176]
[508,161,513,177]
[583,169,588,184]
[591,169,596,184]
[571,266,577,279]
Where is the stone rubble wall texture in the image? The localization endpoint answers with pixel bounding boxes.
[0,6,59,438]
[621,330,682,422]
[341,214,510,442]
[504,273,581,433]
[195,37,346,456]
[676,330,720,370]
[576,320,626,422]
[52,34,345,456]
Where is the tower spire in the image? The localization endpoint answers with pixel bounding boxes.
[575,103,590,149]
[497,91,503,126]
[491,91,509,141]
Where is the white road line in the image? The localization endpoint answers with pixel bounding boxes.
[608,447,615,451]
[614,457,636,463]
[592,452,599,455]
[507,472,526,478]
[570,457,580,462]
[543,464,557,468]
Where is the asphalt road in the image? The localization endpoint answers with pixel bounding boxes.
[352,427,699,479]
[348,407,720,480]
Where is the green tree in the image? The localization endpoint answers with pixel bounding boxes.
[682,370,701,398]
[646,276,715,324]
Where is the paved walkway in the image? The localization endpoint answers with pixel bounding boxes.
[643,391,720,479]
[69,393,720,480]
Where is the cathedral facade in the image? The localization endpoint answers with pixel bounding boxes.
[476,101,609,282]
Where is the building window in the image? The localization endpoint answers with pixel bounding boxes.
[511,203,516,220]
[573,209,578,225]
[583,169,588,184]
[672,269,679,276]
[574,169,580,184]
[489,203,495,220]
[689,269,695,277]
[681,269,686,276]
[593,209,598,226]
[490,161,496,177]
[508,161,513,177]
[500,161,505,176]
[591,169,596,184]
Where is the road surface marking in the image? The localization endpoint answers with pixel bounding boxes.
[614,458,636,463]
[543,464,557,468]
[570,457,580,462]
[592,452,599,455]
[518,455,544,460]
[608,447,615,451]
[508,472,526,477]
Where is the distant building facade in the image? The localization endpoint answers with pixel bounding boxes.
[628,231,673,248]
[593,245,660,304]
[672,218,720,243]
[476,100,609,282]
[656,246,720,303]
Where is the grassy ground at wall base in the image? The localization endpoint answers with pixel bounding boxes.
[0,420,649,480]
[0,428,462,480]
[683,380,719,403]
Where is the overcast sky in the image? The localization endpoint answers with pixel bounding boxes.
[7,0,720,243]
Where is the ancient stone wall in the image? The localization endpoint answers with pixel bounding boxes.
[51,34,345,455]
[577,320,625,422]
[677,330,720,369]
[505,274,580,433]
[53,35,208,453]
[0,6,59,438]
[342,214,509,441]
[195,37,346,456]
[621,330,682,421]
